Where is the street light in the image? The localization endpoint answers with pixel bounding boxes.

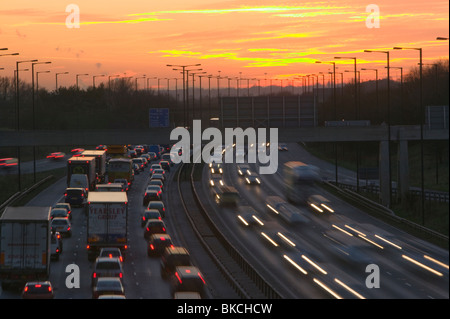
[167,64,201,127]
[361,68,379,121]
[393,46,425,221]
[107,74,120,91]
[365,49,392,207]
[316,60,338,185]
[76,73,89,90]
[15,58,37,192]
[93,74,105,89]
[56,71,69,91]
[335,57,358,119]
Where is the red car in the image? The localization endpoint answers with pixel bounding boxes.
[46,152,66,160]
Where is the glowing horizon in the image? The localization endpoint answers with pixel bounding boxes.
[0,0,448,90]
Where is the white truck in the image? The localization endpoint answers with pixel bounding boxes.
[81,150,107,183]
[86,192,128,261]
[0,206,51,290]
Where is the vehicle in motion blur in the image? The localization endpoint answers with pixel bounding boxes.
[160,247,192,280]
[171,266,206,298]
[147,234,174,256]
[283,161,320,204]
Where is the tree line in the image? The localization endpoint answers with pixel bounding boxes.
[0,59,447,130]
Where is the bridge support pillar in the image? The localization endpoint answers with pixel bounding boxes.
[379,140,390,207]
[397,140,410,204]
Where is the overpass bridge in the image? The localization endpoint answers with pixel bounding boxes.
[0,125,447,147]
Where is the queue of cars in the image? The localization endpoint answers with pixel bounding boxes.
[17,143,207,299]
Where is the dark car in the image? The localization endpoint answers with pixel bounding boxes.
[54,202,72,218]
[92,277,124,299]
[147,234,173,257]
[141,209,162,227]
[151,173,165,184]
[148,179,164,190]
[132,158,145,171]
[22,281,54,299]
[98,247,124,263]
[160,246,192,279]
[147,201,166,218]
[159,161,171,172]
[144,220,167,240]
[146,185,163,199]
[64,187,86,207]
[170,266,207,298]
[50,208,70,220]
[143,190,161,206]
[92,257,124,286]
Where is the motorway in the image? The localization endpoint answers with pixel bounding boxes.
[0,143,448,299]
[197,142,449,299]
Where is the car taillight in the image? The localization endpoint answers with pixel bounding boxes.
[67,227,70,231]
[48,286,52,292]
[24,287,28,292]
[119,273,123,278]
[119,256,123,262]
[35,284,42,288]
[86,245,90,249]
[93,273,97,278]
[142,216,146,221]
[150,244,154,250]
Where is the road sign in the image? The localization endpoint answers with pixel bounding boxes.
[149,108,169,128]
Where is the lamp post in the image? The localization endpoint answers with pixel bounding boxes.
[167,64,201,127]
[335,57,358,119]
[108,74,120,91]
[316,60,338,184]
[361,68,379,122]
[93,74,105,89]
[15,59,37,191]
[134,75,146,92]
[76,73,89,90]
[365,49,392,207]
[190,71,207,119]
[198,74,209,121]
[31,61,51,183]
[55,71,69,91]
[393,46,424,222]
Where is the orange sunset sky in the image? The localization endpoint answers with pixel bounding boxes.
[0,0,448,90]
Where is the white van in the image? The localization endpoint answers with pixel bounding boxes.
[69,174,89,191]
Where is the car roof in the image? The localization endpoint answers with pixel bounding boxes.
[148,201,164,206]
[149,234,172,240]
[95,256,121,263]
[175,266,204,279]
[164,246,189,256]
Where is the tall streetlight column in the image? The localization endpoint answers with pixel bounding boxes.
[76,73,89,90]
[393,46,424,222]
[56,72,69,91]
[167,64,201,127]
[365,49,392,208]
[16,59,37,191]
[31,61,51,184]
[316,60,338,184]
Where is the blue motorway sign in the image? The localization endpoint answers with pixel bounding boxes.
[149,108,169,128]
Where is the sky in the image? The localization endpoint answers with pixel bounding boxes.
[0,0,448,90]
